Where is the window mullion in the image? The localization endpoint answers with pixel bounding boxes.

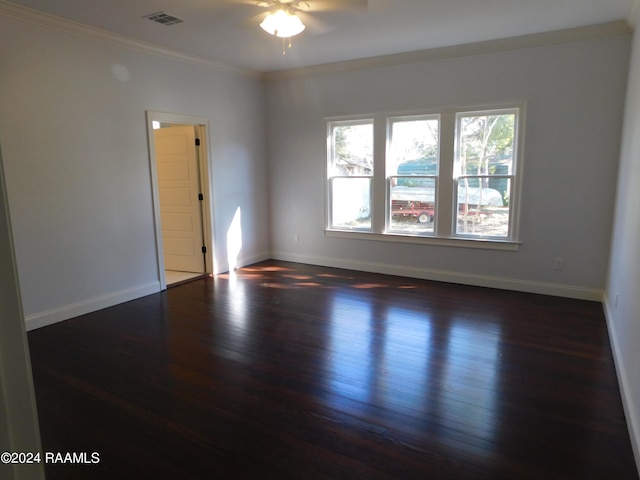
[372,115,387,233]
[437,112,455,237]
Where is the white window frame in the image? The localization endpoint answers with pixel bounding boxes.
[386,114,441,236]
[326,118,375,231]
[325,103,525,251]
[453,107,521,241]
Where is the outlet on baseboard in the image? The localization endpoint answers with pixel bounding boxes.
[553,257,564,270]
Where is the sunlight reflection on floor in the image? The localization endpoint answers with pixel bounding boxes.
[318,287,502,459]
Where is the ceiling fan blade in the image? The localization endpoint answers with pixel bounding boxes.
[222,0,263,6]
[238,12,269,28]
[303,0,367,12]
[296,11,334,35]
[225,0,367,12]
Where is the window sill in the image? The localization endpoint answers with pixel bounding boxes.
[325,229,521,251]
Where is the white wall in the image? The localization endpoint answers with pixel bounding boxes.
[266,31,630,299]
[0,144,44,480]
[0,12,270,329]
[605,26,640,471]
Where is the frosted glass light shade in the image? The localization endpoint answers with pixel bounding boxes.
[260,10,305,38]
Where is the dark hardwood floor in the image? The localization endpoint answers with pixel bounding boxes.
[27,260,638,479]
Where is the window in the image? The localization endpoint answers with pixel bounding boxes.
[326,105,522,248]
[327,120,373,230]
[455,109,517,239]
[387,115,440,235]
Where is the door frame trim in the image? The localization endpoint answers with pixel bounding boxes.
[146,111,215,290]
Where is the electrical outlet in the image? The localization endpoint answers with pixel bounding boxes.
[553,257,564,270]
[293,234,299,243]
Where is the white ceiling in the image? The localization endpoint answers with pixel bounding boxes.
[3,0,637,73]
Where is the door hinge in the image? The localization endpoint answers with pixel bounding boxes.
[195,138,201,146]
[198,193,204,201]
[202,246,207,254]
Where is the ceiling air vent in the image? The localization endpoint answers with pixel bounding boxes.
[143,11,184,26]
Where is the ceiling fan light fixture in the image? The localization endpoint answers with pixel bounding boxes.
[260,9,305,38]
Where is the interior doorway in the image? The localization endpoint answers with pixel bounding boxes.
[147,112,214,289]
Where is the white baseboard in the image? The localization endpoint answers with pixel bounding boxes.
[270,251,603,301]
[25,250,272,331]
[25,281,161,331]
[603,298,640,477]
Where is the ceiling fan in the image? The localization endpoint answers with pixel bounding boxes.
[231,0,368,48]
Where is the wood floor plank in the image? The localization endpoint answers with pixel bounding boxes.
[27,260,638,479]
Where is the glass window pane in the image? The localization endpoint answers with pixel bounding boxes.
[332,178,371,229]
[458,113,515,177]
[456,178,511,237]
[390,178,436,234]
[332,123,373,176]
[388,118,439,176]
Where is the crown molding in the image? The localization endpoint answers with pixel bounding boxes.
[265,20,632,81]
[1,1,632,83]
[0,0,261,79]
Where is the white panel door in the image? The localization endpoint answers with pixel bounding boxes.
[154,125,205,273]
